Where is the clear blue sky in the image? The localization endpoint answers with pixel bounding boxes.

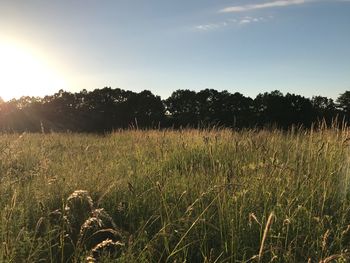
[0,0,349,100]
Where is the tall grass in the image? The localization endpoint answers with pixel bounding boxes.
[0,127,350,262]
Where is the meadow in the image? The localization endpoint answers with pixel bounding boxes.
[1,128,350,262]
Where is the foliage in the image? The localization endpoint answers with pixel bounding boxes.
[337,91,350,114]
[0,88,349,132]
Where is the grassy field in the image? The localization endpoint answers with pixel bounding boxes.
[1,128,350,262]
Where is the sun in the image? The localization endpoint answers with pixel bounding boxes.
[0,41,67,101]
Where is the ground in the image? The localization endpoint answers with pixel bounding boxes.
[0,129,350,262]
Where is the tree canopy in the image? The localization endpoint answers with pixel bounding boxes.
[0,88,348,132]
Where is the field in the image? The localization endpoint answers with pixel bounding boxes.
[1,128,350,262]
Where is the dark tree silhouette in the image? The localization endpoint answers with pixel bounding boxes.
[254,90,287,127]
[0,88,349,132]
[126,90,164,128]
[337,91,350,114]
[165,90,199,127]
[284,93,314,127]
[311,96,337,124]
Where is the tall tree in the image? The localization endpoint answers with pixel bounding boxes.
[165,90,199,127]
[337,91,350,114]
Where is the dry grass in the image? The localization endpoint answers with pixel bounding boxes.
[0,127,350,262]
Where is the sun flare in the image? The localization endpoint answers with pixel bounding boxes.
[0,41,66,101]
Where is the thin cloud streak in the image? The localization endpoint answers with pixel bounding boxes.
[194,16,273,31]
[220,0,306,13]
[194,22,228,31]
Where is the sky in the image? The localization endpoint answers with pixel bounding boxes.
[0,0,349,101]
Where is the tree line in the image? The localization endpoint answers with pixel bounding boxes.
[0,88,350,132]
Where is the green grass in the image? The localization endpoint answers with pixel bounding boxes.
[1,128,350,262]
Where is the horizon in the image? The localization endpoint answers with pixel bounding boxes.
[0,86,348,103]
[0,0,349,101]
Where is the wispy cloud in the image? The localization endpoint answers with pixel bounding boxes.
[194,0,348,31]
[194,22,229,31]
[220,0,307,13]
[194,16,273,31]
[238,16,271,25]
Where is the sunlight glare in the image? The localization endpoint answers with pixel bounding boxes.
[0,41,67,101]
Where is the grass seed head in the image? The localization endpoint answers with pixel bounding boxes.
[78,208,124,250]
[322,229,331,252]
[65,190,94,214]
[88,239,125,261]
[65,190,94,240]
[249,213,261,227]
[91,208,117,230]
